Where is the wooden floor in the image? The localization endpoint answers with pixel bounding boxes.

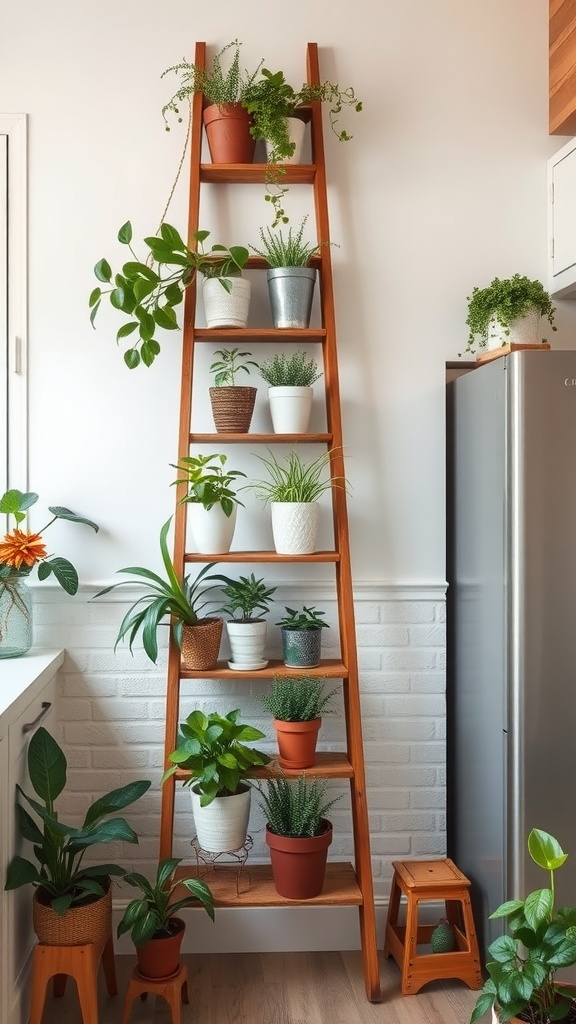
[37,951,479,1023]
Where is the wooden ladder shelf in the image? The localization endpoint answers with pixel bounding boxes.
[158,41,381,1004]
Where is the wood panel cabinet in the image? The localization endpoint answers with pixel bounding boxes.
[549,0,576,135]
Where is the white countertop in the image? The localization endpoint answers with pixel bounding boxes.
[0,648,64,735]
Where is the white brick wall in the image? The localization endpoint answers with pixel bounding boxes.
[31,582,446,901]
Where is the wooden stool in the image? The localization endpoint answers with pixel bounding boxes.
[28,934,117,1024]
[121,964,189,1024]
[383,857,483,995]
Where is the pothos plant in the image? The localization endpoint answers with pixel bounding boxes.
[89,222,249,369]
[463,274,557,356]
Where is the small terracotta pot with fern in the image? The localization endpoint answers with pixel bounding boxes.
[260,674,337,770]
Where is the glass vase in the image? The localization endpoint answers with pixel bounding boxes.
[0,575,33,658]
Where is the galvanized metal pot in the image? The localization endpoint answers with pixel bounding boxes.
[267,267,316,329]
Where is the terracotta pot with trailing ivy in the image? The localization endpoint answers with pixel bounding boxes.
[209,347,259,434]
[462,274,557,359]
[171,453,246,554]
[89,223,249,370]
[260,674,337,769]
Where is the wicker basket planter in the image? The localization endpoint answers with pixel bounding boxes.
[209,386,257,434]
[33,881,112,946]
[181,617,223,671]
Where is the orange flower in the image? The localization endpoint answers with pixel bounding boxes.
[0,529,47,569]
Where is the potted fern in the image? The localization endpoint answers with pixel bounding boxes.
[260,674,337,769]
[257,350,323,434]
[256,776,340,899]
[251,216,326,328]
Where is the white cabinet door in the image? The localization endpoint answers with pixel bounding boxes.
[6,680,56,1024]
[0,732,8,1024]
[548,136,576,297]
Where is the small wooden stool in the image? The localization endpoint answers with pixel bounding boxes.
[121,964,189,1024]
[383,857,483,995]
[28,934,117,1024]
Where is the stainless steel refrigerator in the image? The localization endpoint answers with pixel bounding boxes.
[446,349,576,956]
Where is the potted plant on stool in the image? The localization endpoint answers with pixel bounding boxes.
[260,674,337,769]
[470,828,576,1024]
[163,709,270,854]
[257,350,323,434]
[256,775,340,899]
[171,452,246,554]
[117,858,214,979]
[210,571,277,670]
[276,605,330,669]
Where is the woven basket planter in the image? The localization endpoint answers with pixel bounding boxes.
[33,881,112,946]
[209,386,257,434]
[181,617,223,671]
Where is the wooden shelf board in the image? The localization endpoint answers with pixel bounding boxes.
[180,659,348,680]
[200,164,316,185]
[184,550,340,563]
[175,752,354,783]
[192,328,326,341]
[174,861,362,907]
[189,433,333,444]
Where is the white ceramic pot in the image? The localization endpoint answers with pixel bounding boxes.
[485,309,542,351]
[202,277,251,329]
[265,116,307,164]
[268,386,313,434]
[271,501,320,554]
[226,620,268,670]
[188,503,237,554]
[191,785,251,853]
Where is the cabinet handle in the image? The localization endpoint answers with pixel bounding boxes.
[22,701,52,735]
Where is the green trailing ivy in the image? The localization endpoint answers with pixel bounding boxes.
[463,274,557,355]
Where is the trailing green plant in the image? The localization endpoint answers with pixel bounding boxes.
[163,709,271,805]
[117,857,214,945]
[4,727,150,915]
[93,517,220,663]
[89,223,249,369]
[209,347,259,387]
[470,828,576,1024]
[276,605,330,631]
[256,775,340,838]
[171,453,246,516]
[251,216,327,268]
[210,572,277,622]
[161,40,264,124]
[261,674,337,722]
[463,274,557,356]
[245,448,345,504]
[257,350,322,388]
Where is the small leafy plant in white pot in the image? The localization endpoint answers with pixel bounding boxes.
[463,274,557,358]
[246,447,342,554]
[211,572,277,670]
[171,452,246,554]
[257,350,322,434]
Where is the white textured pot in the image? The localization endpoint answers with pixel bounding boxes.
[271,501,320,554]
[191,784,251,853]
[188,504,237,554]
[265,116,307,164]
[202,277,251,328]
[226,619,268,670]
[485,309,542,351]
[268,386,313,434]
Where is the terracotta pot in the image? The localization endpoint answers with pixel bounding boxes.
[33,880,112,946]
[274,717,321,769]
[209,386,257,434]
[136,917,185,979]
[181,617,223,671]
[203,103,255,163]
[266,820,333,899]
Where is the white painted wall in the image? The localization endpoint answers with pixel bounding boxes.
[2,0,572,586]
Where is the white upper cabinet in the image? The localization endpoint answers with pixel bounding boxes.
[548,136,576,297]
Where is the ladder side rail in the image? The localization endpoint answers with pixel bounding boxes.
[307,42,381,1003]
[159,40,206,862]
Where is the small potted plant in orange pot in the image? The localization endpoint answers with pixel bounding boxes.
[260,674,337,769]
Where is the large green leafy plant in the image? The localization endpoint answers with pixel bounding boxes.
[93,517,219,663]
[163,708,270,806]
[4,727,150,915]
[171,453,246,517]
[471,828,576,1024]
[463,274,557,355]
[117,857,214,945]
[89,222,249,369]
